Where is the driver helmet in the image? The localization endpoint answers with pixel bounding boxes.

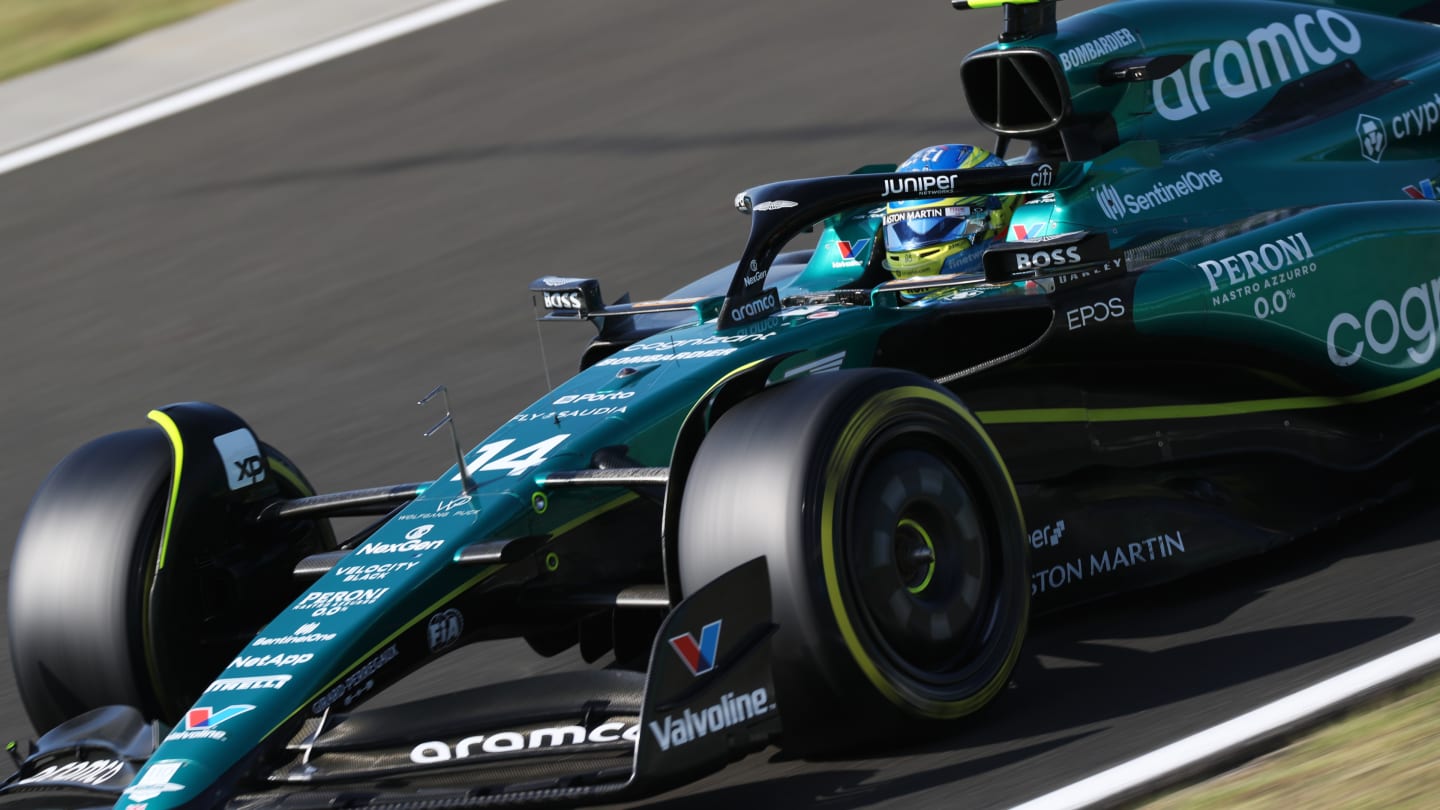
[882,144,1019,279]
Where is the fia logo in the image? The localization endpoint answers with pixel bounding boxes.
[1094,184,1125,221]
[668,620,721,676]
[1357,114,1387,163]
[427,608,463,652]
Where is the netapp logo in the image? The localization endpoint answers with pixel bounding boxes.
[1014,246,1082,271]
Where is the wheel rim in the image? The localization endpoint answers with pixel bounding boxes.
[845,445,996,687]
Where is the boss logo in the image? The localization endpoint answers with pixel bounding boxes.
[542,291,583,309]
[1015,246,1082,271]
[1066,297,1127,330]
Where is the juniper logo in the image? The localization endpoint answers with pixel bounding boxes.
[1095,184,1125,221]
[1357,114,1387,163]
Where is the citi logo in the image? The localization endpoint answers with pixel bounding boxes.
[1095,185,1125,221]
[669,620,721,676]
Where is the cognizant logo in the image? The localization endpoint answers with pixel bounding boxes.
[1327,276,1440,367]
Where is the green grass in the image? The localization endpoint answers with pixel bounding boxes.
[1142,673,1440,809]
[0,0,233,82]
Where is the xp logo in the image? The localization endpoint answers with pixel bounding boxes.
[1094,184,1125,221]
[181,705,254,731]
[234,456,264,485]
[836,239,870,260]
[213,428,265,491]
[1357,114,1387,163]
[669,620,721,676]
[405,524,434,541]
[1030,164,1053,187]
[1403,178,1437,200]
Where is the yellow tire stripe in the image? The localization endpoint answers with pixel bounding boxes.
[145,410,185,571]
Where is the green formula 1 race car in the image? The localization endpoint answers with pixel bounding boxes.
[5,0,1440,806]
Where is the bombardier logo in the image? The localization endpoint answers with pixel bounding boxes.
[542,291,583,309]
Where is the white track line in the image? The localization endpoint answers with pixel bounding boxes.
[0,0,510,177]
[1012,633,1440,810]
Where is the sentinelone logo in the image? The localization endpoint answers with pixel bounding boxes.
[1095,169,1224,221]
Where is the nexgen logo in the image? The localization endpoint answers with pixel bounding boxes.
[669,620,721,675]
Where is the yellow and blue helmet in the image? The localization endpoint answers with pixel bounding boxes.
[882,144,1019,280]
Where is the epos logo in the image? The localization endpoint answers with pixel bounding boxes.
[669,620,721,676]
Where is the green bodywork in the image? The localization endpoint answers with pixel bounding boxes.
[119,1,1440,806]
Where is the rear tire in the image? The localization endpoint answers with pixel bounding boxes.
[8,428,332,732]
[677,369,1027,752]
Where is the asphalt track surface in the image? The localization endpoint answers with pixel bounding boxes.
[2,1,1440,807]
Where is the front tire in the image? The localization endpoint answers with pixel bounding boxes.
[9,428,331,732]
[677,369,1028,752]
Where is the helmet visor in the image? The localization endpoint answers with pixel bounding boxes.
[883,205,989,252]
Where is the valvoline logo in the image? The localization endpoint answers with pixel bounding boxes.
[668,620,721,676]
[836,239,870,260]
[182,705,254,730]
[1403,178,1437,200]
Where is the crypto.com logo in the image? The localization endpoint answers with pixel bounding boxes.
[668,620,721,676]
[1094,184,1125,221]
[1357,114,1387,163]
